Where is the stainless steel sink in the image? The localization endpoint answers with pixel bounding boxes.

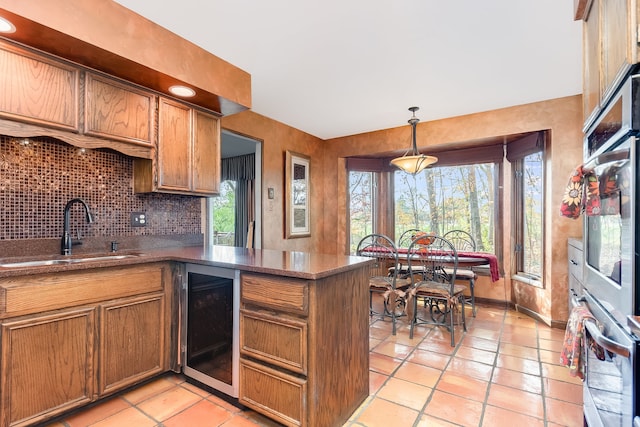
[68,254,141,263]
[0,253,143,268]
[0,259,73,268]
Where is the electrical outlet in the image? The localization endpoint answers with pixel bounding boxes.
[131,212,147,227]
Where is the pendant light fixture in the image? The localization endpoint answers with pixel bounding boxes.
[390,106,438,174]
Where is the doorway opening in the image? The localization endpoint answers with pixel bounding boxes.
[206,130,262,249]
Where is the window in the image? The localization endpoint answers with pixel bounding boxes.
[348,171,376,253]
[513,150,544,279]
[509,132,545,282]
[394,164,496,253]
[211,180,236,246]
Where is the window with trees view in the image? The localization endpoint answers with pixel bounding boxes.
[394,165,496,252]
[211,180,236,246]
[349,171,376,253]
[346,131,545,283]
[513,150,544,279]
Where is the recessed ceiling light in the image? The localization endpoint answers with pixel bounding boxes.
[0,17,16,33]
[169,85,196,97]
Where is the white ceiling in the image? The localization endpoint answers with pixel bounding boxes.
[115,0,583,140]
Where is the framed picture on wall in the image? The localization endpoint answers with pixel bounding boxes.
[285,150,311,238]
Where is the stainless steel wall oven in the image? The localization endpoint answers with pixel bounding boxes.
[581,73,640,427]
[182,264,240,397]
[572,291,639,427]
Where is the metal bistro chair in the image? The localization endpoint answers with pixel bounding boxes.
[356,233,410,335]
[443,229,479,317]
[397,228,423,248]
[391,229,432,277]
[405,235,467,346]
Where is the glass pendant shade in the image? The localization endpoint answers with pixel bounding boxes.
[390,106,438,174]
[390,154,438,174]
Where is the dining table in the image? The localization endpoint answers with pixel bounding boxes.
[360,246,500,282]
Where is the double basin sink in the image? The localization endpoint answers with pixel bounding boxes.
[0,253,144,269]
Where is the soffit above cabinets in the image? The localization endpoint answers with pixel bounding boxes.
[0,1,251,117]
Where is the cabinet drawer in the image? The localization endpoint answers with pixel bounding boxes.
[0,263,167,318]
[568,242,583,282]
[241,273,308,315]
[239,358,306,427]
[240,309,307,374]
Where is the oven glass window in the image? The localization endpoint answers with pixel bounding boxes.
[585,142,630,286]
[587,97,623,157]
[586,346,626,425]
[587,213,622,284]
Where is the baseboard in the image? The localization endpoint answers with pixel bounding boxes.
[473,298,566,330]
[550,319,567,330]
[474,297,514,310]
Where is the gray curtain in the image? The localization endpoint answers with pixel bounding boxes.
[221,154,255,247]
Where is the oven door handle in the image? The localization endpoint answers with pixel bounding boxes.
[582,146,629,172]
[584,319,631,358]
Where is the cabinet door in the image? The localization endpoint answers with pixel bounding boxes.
[157,97,192,192]
[600,0,632,101]
[98,294,166,396]
[192,110,221,194]
[0,308,95,427]
[583,0,601,125]
[0,42,79,131]
[84,73,155,146]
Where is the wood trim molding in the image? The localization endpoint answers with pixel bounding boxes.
[574,0,593,20]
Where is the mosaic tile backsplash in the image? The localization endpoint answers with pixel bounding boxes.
[0,135,202,241]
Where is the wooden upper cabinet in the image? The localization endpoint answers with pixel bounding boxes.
[84,73,155,146]
[157,97,192,192]
[0,41,79,131]
[192,110,221,194]
[581,0,639,128]
[583,0,601,127]
[600,0,633,100]
[134,97,221,196]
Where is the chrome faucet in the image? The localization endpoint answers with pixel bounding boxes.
[61,198,93,255]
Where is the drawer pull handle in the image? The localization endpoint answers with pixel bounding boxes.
[570,260,579,266]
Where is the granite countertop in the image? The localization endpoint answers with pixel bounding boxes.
[0,245,373,280]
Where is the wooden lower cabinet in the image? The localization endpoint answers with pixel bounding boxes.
[239,267,370,427]
[0,308,95,427]
[240,358,306,426]
[0,263,173,427]
[98,294,166,395]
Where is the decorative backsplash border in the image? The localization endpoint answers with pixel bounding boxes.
[0,135,202,241]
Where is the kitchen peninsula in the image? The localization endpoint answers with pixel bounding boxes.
[0,246,372,427]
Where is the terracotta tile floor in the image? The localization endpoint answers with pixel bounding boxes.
[45,298,583,427]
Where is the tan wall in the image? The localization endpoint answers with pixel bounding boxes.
[222,95,583,325]
[323,95,584,325]
[221,111,325,253]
